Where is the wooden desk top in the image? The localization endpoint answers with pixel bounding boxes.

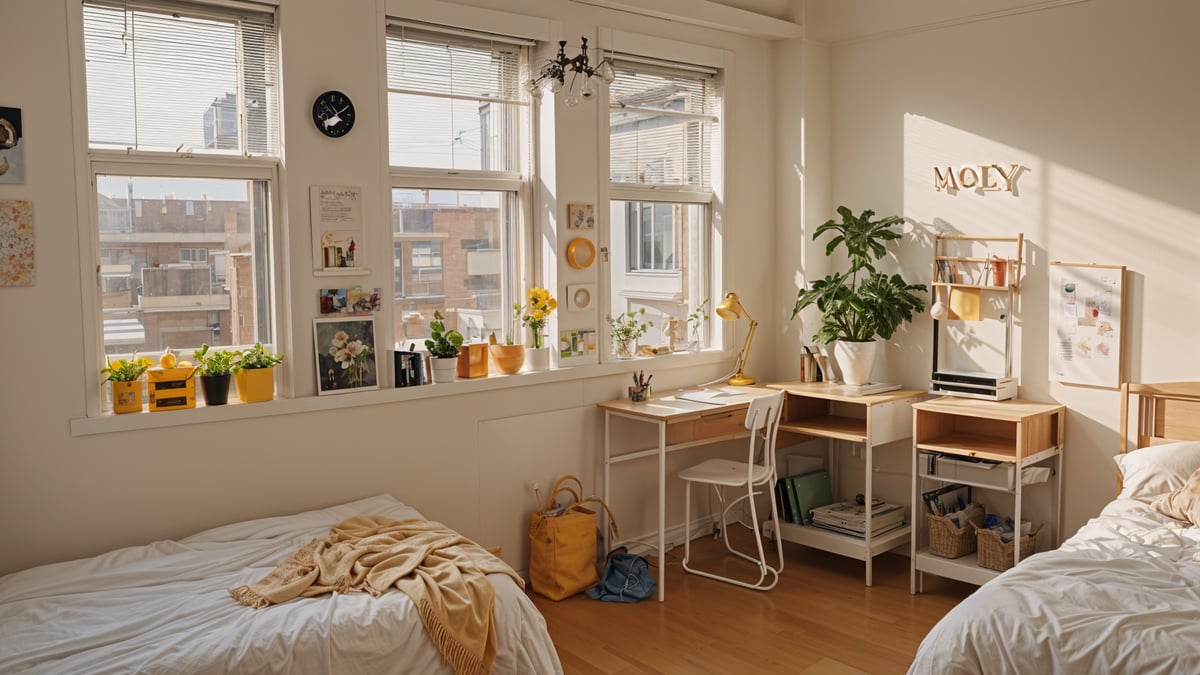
[597,385,778,423]
[766,381,928,405]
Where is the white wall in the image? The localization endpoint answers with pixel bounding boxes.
[795,0,1200,536]
[0,0,778,575]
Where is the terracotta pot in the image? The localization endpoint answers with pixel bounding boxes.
[489,344,525,374]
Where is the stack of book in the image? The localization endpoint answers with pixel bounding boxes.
[810,499,905,538]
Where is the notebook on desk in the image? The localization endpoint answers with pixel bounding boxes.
[676,388,756,406]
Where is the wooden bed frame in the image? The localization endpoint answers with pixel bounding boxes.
[1118,382,1200,492]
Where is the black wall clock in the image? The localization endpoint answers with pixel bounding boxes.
[312,90,355,138]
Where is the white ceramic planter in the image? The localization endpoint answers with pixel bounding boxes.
[834,340,878,386]
[429,356,458,383]
[524,346,551,372]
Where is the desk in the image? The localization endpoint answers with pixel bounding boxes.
[598,386,778,602]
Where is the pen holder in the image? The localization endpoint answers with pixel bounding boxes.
[628,386,650,402]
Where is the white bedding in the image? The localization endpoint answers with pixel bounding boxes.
[0,494,563,675]
[909,498,1200,674]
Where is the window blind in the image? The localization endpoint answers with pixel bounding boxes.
[83,0,279,156]
[385,22,527,171]
[609,56,719,189]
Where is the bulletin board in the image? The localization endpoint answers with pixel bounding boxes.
[1049,261,1125,388]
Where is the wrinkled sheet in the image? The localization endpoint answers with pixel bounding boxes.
[0,494,562,675]
[909,498,1200,675]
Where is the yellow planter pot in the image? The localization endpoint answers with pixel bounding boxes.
[489,344,525,375]
[235,367,276,403]
[456,343,489,379]
[111,380,143,414]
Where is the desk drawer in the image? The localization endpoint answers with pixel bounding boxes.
[667,408,746,445]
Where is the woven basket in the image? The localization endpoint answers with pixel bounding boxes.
[974,522,1043,572]
[926,509,984,559]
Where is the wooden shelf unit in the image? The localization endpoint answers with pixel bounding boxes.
[910,397,1065,593]
[767,382,927,586]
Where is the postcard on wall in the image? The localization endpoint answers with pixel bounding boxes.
[558,328,597,362]
[310,185,365,272]
[319,286,381,315]
[314,316,379,395]
[0,200,34,286]
[1049,262,1125,388]
[568,203,594,229]
[0,107,24,185]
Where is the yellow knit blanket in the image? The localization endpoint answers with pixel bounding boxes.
[229,516,523,675]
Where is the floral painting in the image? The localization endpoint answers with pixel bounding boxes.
[0,200,34,286]
[314,317,378,394]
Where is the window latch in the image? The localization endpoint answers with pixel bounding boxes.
[600,246,609,262]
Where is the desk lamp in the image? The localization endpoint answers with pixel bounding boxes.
[716,292,757,386]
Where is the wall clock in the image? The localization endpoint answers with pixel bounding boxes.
[312,90,355,138]
[566,237,596,269]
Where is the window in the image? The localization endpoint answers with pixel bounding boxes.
[82,0,280,409]
[608,55,721,350]
[385,21,529,346]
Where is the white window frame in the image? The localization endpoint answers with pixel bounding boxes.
[598,29,728,362]
[69,0,285,418]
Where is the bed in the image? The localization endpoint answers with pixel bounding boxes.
[909,382,1200,675]
[0,494,563,674]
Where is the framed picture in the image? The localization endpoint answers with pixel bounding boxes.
[319,286,381,315]
[0,107,25,185]
[567,203,594,229]
[566,283,596,312]
[314,316,379,395]
[1048,262,1125,388]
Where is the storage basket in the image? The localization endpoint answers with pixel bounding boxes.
[973,522,1043,572]
[926,508,984,559]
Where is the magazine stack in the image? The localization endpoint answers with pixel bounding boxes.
[810,499,905,538]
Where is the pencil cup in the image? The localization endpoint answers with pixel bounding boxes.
[628,386,650,402]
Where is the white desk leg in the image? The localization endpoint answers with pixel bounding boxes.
[657,419,667,602]
[865,440,874,587]
[603,410,612,554]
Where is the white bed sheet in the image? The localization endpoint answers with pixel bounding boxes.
[909,498,1200,675]
[0,494,563,675]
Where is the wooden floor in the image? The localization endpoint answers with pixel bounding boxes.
[529,529,974,675]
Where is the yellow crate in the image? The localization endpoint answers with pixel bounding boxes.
[147,367,196,411]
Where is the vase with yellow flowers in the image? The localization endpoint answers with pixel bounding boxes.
[102,352,154,413]
[520,287,557,372]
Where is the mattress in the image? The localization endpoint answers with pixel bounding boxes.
[0,494,563,674]
[909,498,1200,674]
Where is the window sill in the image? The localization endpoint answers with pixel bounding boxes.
[69,349,730,436]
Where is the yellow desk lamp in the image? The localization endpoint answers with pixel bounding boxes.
[716,292,757,386]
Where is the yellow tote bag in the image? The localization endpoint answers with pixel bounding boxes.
[529,475,618,601]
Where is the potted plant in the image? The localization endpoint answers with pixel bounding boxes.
[519,287,557,372]
[489,303,526,375]
[233,342,284,403]
[192,344,237,406]
[790,206,927,385]
[424,310,463,383]
[607,308,653,359]
[686,298,710,352]
[102,352,154,414]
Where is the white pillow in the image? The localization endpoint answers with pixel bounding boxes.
[1114,441,1200,501]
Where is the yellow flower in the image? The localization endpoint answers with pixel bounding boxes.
[547,297,557,311]
[110,359,125,371]
[533,309,545,321]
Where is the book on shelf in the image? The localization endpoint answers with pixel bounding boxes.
[790,470,834,525]
[811,519,907,539]
[774,480,794,524]
[810,500,905,534]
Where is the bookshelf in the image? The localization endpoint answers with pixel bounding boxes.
[766,382,926,586]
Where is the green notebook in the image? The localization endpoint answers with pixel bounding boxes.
[791,470,834,525]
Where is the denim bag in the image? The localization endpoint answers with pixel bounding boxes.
[585,547,656,603]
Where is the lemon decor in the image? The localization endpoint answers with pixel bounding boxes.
[520,287,557,350]
[159,348,177,369]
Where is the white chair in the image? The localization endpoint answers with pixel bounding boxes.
[678,390,786,590]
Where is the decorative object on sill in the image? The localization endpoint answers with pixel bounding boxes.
[519,287,557,351]
[527,37,615,108]
[662,316,680,352]
[525,346,551,373]
[716,292,758,385]
[456,342,489,379]
[235,341,285,401]
[394,347,426,387]
[790,206,926,386]
[489,309,526,375]
[423,310,463,384]
[102,352,153,414]
[148,365,197,412]
[193,344,237,406]
[607,308,651,360]
[686,297,710,353]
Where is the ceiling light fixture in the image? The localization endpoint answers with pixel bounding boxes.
[528,37,615,107]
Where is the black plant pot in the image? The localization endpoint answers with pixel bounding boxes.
[200,374,232,406]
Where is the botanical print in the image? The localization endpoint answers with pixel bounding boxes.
[568,203,594,229]
[0,200,34,286]
[314,317,378,394]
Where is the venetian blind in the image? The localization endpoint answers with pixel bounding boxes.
[83,0,279,156]
[385,21,529,171]
[609,56,719,189]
